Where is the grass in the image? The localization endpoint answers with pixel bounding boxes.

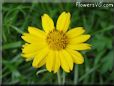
[2,3,114,85]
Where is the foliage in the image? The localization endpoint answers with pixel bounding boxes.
[2,3,114,85]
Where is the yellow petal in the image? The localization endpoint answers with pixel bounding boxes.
[21,33,37,43]
[60,50,73,72]
[56,12,71,32]
[21,33,45,43]
[62,50,73,70]
[32,48,48,68]
[38,57,46,68]
[66,27,85,38]
[22,43,28,48]
[28,26,45,38]
[22,43,46,54]
[66,48,84,64]
[70,35,91,44]
[22,47,47,62]
[53,51,60,73]
[42,14,55,33]
[22,52,36,60]
[25,57,34,61]
[59,51,70,72]
[46,50,55,72]
[67,43,91,50]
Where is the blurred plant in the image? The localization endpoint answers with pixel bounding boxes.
[2,3,114,85]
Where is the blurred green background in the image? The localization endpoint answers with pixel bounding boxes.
[2,3,114,85]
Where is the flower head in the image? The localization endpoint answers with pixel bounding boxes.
[21,12,91,73]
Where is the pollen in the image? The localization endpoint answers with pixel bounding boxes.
[46,30,69,50]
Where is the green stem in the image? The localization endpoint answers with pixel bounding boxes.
[74,65,78,84]
[36,69,47,75]
[62,71,66,84]
[57,70,61,84]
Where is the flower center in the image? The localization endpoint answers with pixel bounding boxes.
[46,30,69,50]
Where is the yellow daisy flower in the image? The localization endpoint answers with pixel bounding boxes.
[21,12,91,73]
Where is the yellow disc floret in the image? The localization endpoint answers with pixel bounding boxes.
[46,30,69,50]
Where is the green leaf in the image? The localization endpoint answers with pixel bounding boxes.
[2,41,22,50]
[91,34,112,51]
[100,51,114,74]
